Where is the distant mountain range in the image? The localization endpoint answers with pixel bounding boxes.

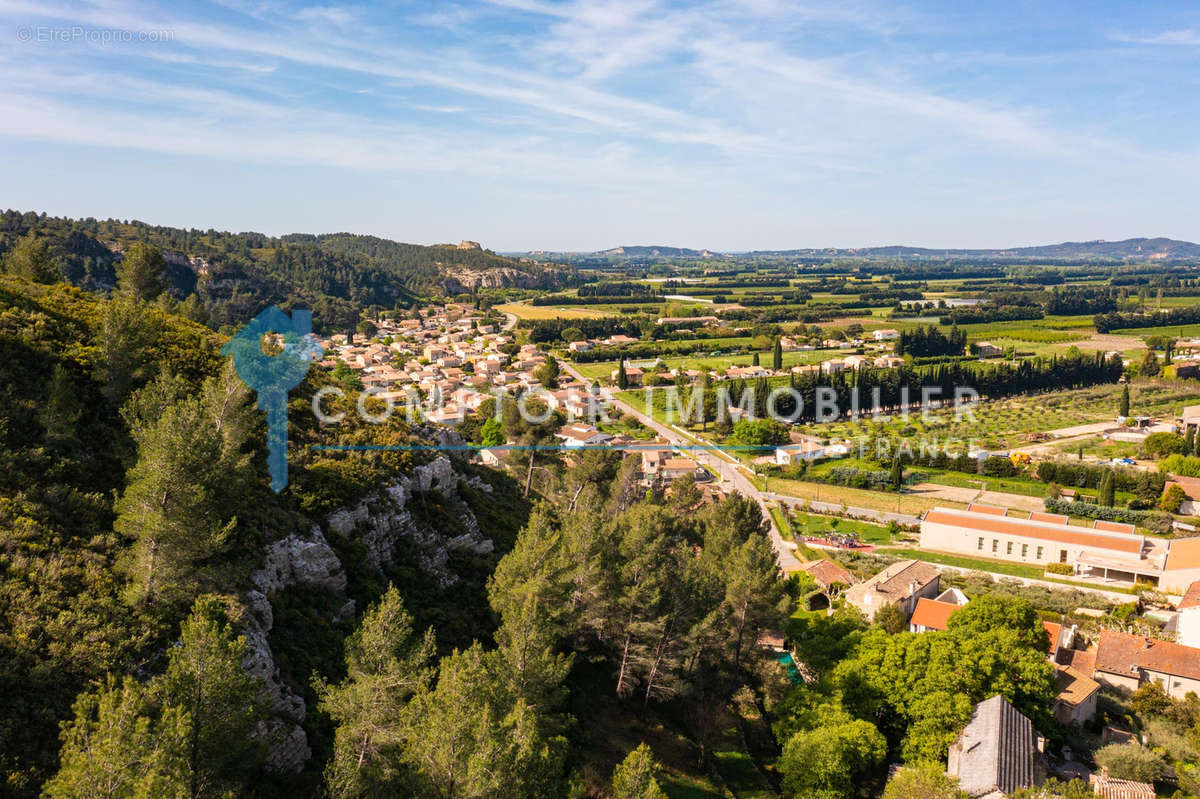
[557,237,1200,260]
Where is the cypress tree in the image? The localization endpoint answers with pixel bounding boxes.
[1119,384,1130,417]
[1099,471,1115,506]
[773,338,783,370]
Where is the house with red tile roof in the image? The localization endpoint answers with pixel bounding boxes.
[909,598,960,632]
[1093,629,1200,700]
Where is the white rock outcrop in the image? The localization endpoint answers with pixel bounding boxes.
[240,455,496,773]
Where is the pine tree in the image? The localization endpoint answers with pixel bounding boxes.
[156,597,262,799]
[117,242,166,301]
[96,295,158,402]
[43,677,189,799]
[114,366,254,606]
[772,338,783,370]
[611,744,667,799]
[401,645,568,799]
[1119,384,1130,417]
[3,231,61,283]
[317,586,435,799]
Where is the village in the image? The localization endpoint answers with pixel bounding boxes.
[313,301,1200,799]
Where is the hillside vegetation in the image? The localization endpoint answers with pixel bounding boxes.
[0,210,567,332]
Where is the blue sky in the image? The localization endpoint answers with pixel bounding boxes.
[3,0,1200,251]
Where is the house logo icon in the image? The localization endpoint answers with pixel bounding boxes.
[221,307,323,492]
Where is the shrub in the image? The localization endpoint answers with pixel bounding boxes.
[1045,563,1074,576]
[1093,742,1166,784]
[1160,484,1187,514]
[1160,454,1200,478]
[1143,432,1186,459]
[1043,497,1174,534]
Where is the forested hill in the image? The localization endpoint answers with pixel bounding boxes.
[0,210,567,331]
[0,274,535,796]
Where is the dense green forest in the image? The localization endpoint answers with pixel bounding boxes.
[0,210,567,332]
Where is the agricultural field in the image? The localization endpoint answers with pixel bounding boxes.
[767,476,956,516]
[793,382,1200,451]
[573,347,838,380]
[495,301,614,320]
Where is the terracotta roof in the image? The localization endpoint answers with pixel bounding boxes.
[798,559,858,589]
[1031,512,1069,524]
[1094,519,1137,534]
[1043,621,1063,657]
[923,508,1143,554]
[1064,647,1096,678]
[1167,537,1200,571]
[1180,580,1200,611]
[967,503,1008,516]
[1166,475,1200,502]
[910,598,960,631]
[1094,629,1200,682]
[661,458,698,471]
[1055,664,1100,707]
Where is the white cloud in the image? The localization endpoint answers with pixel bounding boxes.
[1115,28,1200,46]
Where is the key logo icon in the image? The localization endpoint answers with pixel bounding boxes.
[222,307,323,492]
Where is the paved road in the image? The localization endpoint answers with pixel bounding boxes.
[558,358,804,570]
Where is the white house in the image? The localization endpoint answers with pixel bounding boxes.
[872,329,900,341]
[775,439,825,465]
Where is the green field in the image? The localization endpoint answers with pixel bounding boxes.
[788,511,893,543]
[1112,322,1200,338]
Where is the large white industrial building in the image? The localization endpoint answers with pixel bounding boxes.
[919,504,1200,592]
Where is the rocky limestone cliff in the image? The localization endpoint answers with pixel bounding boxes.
[241,455,495,773]
[440,266,559,293]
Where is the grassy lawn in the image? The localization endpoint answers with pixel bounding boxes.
[788,511,893,543]
[711,749,775,799]
[919,469,1047,498]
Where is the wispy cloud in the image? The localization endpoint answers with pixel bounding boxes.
[1114,28,1200,46]
[1,0,1198,247]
